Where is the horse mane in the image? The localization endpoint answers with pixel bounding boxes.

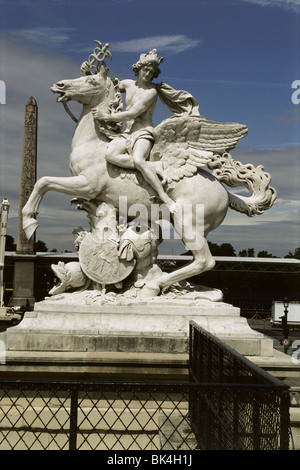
[94,77,124,139]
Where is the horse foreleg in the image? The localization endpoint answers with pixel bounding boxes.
[22,174,95,239]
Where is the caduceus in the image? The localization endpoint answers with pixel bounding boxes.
[60,41,113,123]
[80,40,112,75]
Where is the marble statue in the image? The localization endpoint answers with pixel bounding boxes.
[22,41,276,300]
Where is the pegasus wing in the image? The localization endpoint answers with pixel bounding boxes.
[189,118,248,152]
[150,115,248,184]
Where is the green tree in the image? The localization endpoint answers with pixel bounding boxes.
[238,248,255,257]
[219,243,236,256]
[208,241,236,256]
[207,241,220,255]
[5,235,50,252]
[5,235,16,251]
[257,250,276,258]
[34,240,48,252]
[285,247,300,259]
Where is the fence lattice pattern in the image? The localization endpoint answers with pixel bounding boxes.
[189,322,291,450]
[0,381,199,450]
[0,322,291,450]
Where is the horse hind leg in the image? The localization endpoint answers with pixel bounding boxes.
[140,233,216,298]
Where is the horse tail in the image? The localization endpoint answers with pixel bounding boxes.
[207,152,277,217]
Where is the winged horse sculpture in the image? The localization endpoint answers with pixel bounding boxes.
[22,42,276,297]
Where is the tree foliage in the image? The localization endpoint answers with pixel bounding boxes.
[5,235,16,251]
[285,247,300,259]
[34,240,48,252]
[238,248,255,257]
[208,242,236,256]
[5,234,300,260]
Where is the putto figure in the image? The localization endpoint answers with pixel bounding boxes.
[22,41,276,298]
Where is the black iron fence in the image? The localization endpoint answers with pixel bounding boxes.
[228,298,272,317]
[189,321,291,450]
[0,380,199,450]
[0,323,291,451]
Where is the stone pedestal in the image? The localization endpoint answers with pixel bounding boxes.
[3,292,273,357]
[9,255,36,307]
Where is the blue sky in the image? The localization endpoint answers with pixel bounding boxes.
[0,0,300,256]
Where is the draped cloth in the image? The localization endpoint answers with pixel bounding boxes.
[125,126,155,155]
[155,82,201,116]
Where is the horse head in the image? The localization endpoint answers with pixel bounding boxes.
[50,65,114,108]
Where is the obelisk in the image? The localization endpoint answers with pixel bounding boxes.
[10,97,37,307]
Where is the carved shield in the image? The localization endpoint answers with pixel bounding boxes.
[79,232,135,285]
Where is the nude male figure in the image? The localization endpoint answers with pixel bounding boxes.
[92,49,177,213]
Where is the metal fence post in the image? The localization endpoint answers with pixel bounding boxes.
[69,389,78,450]
[280,390,291,450]
[188,322,291,451]
[253,397,260,450]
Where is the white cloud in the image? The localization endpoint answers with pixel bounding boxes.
[239,0,300,12]
[109,35,201,54]
[8,27,76,48]
[222,198,300,227]
[0,34,81,250]
[208,219,300,257]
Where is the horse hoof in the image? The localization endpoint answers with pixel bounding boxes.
[140,282,161,298]
[23,218,39,240]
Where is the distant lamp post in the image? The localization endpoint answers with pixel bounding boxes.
[0,198,10,307]
[280,297,290,354]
